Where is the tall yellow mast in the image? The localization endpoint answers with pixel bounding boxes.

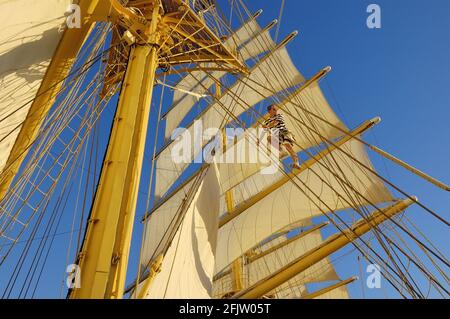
[68,0,246,299]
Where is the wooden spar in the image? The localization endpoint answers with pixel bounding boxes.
[219,117,381,228]
[136,254,164,299]
[231,197,417,299]
[367,144,450,192]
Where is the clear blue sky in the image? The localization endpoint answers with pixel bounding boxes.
[1,0,448,299]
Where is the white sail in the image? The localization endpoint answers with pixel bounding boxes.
[155,45,304,199]
[0,0,71,175]
[215,138,393,273]
[225,18,262,51]
[238,29,275,61]
[164,67,225,141]
[140,177,199,267]
[246,229,339,284]
[213,227,339,298]
[139,164,221,299]
[273,282,308,298]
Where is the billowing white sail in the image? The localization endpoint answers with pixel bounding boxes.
[215,138,393,273]
[139,164,221,299]
[140,176,199,267]
[155,45,304,199]
[0,0,71,175]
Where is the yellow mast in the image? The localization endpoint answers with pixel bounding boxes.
[67,0,246,299]
[137,254,164,299]
[70,7,162,299]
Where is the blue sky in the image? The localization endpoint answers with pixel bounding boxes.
[1,0,448,299]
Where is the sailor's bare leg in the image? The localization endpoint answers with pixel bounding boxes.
[284,143,301,169]
[265,135,284,162]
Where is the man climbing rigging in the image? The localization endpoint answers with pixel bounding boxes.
[257,104,302,170]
